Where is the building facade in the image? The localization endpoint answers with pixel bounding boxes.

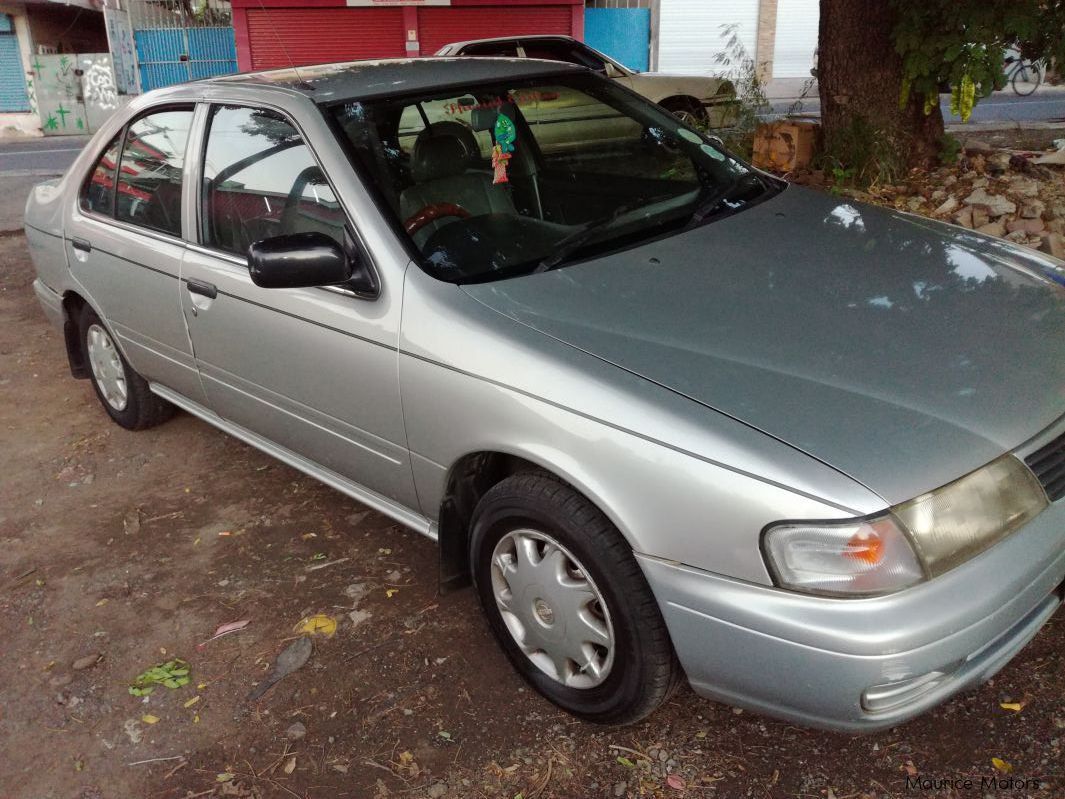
[0,0,110,136]
[230,0,585,72]
[587,0,819,84]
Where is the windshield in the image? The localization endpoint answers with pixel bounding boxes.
[331,73,776,283]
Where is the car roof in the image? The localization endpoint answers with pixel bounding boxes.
[440,34,577,50]
[202,56,586,103]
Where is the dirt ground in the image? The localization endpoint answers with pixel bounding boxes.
[0,232,1062,799]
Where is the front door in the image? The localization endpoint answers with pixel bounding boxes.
[180,103,415,508]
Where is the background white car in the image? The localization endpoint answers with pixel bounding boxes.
[435,34,736,127]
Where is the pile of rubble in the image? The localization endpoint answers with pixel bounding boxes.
[881,139,1065,259]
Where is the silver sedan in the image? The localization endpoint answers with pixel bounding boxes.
[25,57,1065,731]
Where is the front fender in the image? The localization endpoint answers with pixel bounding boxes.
[400,268,881,585]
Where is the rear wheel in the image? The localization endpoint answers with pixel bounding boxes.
[469,472,682,724]
[80,306,174,430]
[661,97,708,127]
[1011,62,1042,96]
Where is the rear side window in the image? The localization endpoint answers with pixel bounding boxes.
[114,108,194,237]
[522,40,605,71]
[200,104,345,256]
[81,134,121,216]
[461,42,520,57]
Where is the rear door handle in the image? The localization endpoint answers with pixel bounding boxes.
[186,279,217,299]
[70,237,92,253]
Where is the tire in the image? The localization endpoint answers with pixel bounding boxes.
[661,97,708,127]
[80,306,174,430]
[1012,63,1042,97]
[469,472,683,724]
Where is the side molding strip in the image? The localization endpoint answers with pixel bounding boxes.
[150,382,436,540]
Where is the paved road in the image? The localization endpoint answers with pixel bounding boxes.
[770,86,1065,124]
[0,134,90,175]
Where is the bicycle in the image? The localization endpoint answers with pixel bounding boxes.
[1005,54,1043,96]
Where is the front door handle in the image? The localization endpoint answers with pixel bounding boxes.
[70,237,92,253]
[186,279,217,299]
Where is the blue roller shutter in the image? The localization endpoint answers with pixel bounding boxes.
[0,14,30,112]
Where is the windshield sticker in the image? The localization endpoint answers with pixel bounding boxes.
[677,128,702,144]
[700,143,725,161]
[492,113,517,184]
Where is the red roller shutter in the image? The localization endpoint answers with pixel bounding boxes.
[418,6,572,56]
[247,7,405,70]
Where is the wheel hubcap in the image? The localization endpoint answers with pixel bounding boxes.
[490,529,615,689]
[86,323,128,411]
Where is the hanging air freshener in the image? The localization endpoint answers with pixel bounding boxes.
[492,112,517,185]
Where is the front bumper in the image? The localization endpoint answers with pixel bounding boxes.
[639,498,1065,732]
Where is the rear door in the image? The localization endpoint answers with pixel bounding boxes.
[179,102,416,508]
[66,105,208,405]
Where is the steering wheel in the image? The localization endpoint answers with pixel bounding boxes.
[404,203,471,236]
[281,165,325,233]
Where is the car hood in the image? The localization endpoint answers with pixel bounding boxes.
[627,72,727,98]
[462,186,1065,505]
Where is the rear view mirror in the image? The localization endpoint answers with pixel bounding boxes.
[248,232,376,295]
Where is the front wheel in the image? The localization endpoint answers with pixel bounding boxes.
[469,472,683,724]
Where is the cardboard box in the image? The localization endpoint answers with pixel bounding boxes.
[752,119,820,173]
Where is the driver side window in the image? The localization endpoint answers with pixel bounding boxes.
[201,105,344,257]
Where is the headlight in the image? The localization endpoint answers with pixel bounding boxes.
[763,516,924,596]
[894,454,1047,576]
[763,454,1048,596]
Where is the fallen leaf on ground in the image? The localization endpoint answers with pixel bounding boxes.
[992,757,1013,774]
[666,774,686,790]
[197,619,251,648]
[386,589,399,598]
[129,659,190,696]
[247,636,313,701]
[1000,702,1025,712]
[283,756,296,774]
[142,714,159,724]
[183,696,201,708]
[216,772,235,782]
[295,614,337,637]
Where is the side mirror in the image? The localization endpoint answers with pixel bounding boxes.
[248,232,376,295]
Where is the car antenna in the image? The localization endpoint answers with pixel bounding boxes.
[253,0,315,90]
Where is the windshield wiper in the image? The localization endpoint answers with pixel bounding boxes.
[532,202,638,274]
[683,172,769,232]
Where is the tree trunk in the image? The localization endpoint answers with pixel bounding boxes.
[818,0,944,178]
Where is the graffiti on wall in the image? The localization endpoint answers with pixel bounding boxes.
[32,54,88,135]
[79,53,120,131]
[32,53,121,136]
[104,7,140,95]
